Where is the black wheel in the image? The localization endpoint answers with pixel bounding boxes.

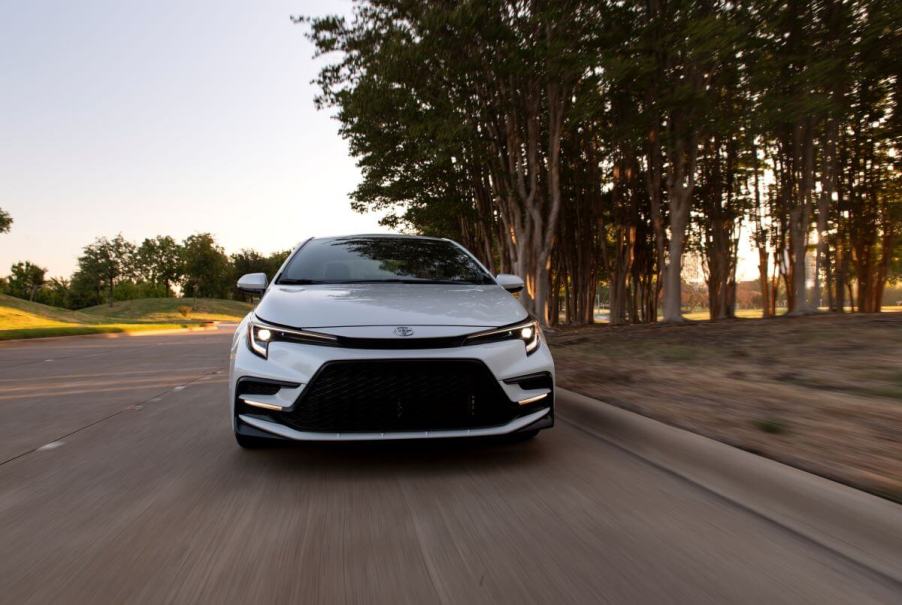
[234,432,274,449]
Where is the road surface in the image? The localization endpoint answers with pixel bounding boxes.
[0,329,899,603]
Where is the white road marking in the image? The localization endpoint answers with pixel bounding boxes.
[37,441,64,451]
[173,386,185,391]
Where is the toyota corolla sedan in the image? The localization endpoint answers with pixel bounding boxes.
[229,234,554,447]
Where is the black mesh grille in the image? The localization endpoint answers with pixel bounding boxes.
[282,359,517,432]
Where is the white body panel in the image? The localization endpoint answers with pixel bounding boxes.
[255,283,528,329]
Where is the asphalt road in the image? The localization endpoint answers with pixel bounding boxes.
[0,329,899,604]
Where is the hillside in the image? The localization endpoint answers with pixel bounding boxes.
[0,294,105,328]
[81,298,252,322]
[0,295,231,340]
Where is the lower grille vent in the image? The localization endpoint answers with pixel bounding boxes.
[283,359,517,432]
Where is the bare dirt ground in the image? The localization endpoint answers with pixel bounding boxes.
[548,313,902,502]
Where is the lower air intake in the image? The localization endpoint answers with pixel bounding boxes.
[283,359,517,432]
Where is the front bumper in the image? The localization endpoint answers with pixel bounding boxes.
[237,407,553,441]
[229,321,555,441]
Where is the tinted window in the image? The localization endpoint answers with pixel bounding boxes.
[278,237,494,285]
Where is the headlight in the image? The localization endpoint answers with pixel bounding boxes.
[247,319,338,359]
[463,319,541,355]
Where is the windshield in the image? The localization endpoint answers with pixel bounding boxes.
[277,237,495,285]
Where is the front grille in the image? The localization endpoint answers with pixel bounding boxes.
[281,359,517,432]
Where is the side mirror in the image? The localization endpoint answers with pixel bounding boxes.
[237,272,268,294]
[496,273,524,293]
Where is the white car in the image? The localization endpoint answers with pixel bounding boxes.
[229,234,554,447]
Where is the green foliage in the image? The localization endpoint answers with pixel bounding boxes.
[230,249,290,301]
[754,418,787,435]
[181,233,231,299]
[112,280,168,301]
[35,277,70,308]
[0,208,11,234]
[134,235,183,294]
[71,234,136,307]
[7,261,46,301]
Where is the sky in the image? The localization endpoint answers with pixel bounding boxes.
[0,0,387,277]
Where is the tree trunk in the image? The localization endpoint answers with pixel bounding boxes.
[787,120,814,315]
[662,200,688,323]
[814,120,837,310]
[646,124,666,319]
[758,247,770,318]
[662,135,696,323]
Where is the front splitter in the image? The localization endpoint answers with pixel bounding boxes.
[238,407,550,441]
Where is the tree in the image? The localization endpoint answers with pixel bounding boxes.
[39,277,70,308]
[306,0,594,325]
[230,249,290,300]
[7,261,46,301]
[182,233,230,299]
[134,235,184,295]
[303,0,901,323]
[0,209,11,234]
[73,235,135,307]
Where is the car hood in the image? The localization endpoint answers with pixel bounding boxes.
[255,283,528,330]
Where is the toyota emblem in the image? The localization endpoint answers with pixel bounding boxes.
[394,326,415,337]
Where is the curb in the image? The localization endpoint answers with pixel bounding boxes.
[556,388,902,585]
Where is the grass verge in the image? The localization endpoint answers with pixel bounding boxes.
[548,312,902,502]
[0,323,202,341]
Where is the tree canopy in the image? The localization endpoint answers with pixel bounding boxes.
[0,208,11,234]
[304,0,901,323]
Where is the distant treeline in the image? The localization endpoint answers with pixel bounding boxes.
[1,234,289,309]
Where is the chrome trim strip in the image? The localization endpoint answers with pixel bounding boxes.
[239,407,550,441]
[241,398,285,412]
[517,392,549,405]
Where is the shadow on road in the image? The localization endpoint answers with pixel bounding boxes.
[233,435,550,478]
